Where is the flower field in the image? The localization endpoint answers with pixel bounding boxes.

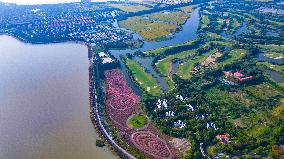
[105,69,177,158]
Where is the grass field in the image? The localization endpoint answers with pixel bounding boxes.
[108,3,150,12]
[218,49,247,66]
[145,40,196,56]
[119,16,177,40]
[177,50,212,79]
[125,58,162,96]
[245,83,280,100]
[266,52,283,59]
[156,49,196,76]
[227,18,241,34]
[119,9,190,41]
[257,62,284,74]
[200,14,210,30]
[259,45,284,59]
[216,18,225,31]
[128,114,148,129]
[272,99,284,120]
[179,5,196,13]
[148,10,190,25]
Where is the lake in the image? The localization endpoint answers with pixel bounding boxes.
[0,0,106,5]
[0,35,115,159]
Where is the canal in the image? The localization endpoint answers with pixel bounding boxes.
[0,35,115,159]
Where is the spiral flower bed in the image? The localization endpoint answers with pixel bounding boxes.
[131,131,172,158]
[105,69,176,158]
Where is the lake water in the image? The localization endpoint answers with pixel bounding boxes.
[0,0,106,5]
[0,35,115,159]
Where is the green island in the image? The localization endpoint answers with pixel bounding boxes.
[119,8,192,41]
[127,114,148,129]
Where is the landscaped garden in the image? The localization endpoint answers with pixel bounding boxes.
[127,114,148,129]
[104,69,177,158]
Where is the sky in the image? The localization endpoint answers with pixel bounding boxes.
[0,0,107,5]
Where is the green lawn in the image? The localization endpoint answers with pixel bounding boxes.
[177,50,212,79]
[257,62,284,75]
[147,10,190,25]
[156,49,196,76]
[218,49,247,66]
[128,114,148,129]
[119,9,190,41]
[258,45,284,59]
[119,16,177,41]
[227,18,241,34]
[200,14,210,29]
[125,58,162,96]
[145,40,196,56]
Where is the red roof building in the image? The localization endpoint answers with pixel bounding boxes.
[216,133,230,144]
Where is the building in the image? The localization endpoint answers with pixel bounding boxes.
[216,133,230,144]
[224,71,253,83]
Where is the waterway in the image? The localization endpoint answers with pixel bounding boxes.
[110,8,200,93]
[220,23,248,38]
[0,35,115,159]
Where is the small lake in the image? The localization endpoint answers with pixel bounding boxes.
[0,35,115,159]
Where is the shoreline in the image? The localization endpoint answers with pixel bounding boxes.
[0,34,127,159]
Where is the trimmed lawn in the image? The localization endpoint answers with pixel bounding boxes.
[156,49,196,76]
[177,51,212,79]
[218,49,247,66]
[126,58,162,96]
[200,14,210,29]
[128,114,148,129]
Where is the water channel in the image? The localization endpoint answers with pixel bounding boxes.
[110,8,200,93]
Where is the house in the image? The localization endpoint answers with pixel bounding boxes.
[166,111,175,117]
[206,122,217,130]
[186,104,194,111]
[156,99,168,110]
[102,57,114,64]
[216,133,230,144]
[176,95,184,102]
[98,52,108,58]
[174,120,186,129]
[224,71,253,83]
[196,114,205,120]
